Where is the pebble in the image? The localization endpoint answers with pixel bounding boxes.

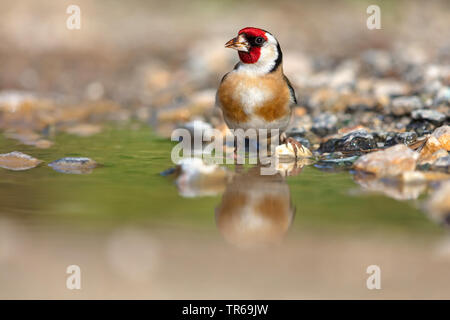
[48,157,98,174]
[385,131,417,147]
[353,144,419,177]
[419,136,447,164]
[315,155,359,171]
[432,125,450,151]
[320,130,377,153]
[390,96,423,116]
[411,109,446,124]
[0,151,42,171]
[406,119,436,136]
[275,143,313,161]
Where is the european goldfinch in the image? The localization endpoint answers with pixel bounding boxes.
[216,27,302,156]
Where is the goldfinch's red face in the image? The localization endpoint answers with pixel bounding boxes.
[225,27,281,69]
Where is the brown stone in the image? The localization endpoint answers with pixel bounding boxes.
[0,151,42,171]
[353,144,418,176]
[432,125,450,151]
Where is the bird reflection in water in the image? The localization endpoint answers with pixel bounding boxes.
[215,165,297,248]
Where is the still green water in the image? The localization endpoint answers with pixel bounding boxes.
[0,125,443,236]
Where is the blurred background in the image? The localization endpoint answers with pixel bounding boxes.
[0,0,449,299]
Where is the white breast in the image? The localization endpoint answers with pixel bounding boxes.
[233,82,273,115]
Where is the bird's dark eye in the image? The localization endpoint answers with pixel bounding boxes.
[255,37,264,45]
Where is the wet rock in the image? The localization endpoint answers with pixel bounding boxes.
[411,109,446,124]
[319,130,377,153]
[390,96,423,116]
[432,125,450,151]
[419,136,447,164]
[315,155,359,171]
[353,144,418,177]
[385,132,417,147]
[406,119,436,136]
[420,148,448,166]
[432,156,450,173]
[48,157,98,174]
[174,158,228,198]
[0,151,42,171]
[426,181,450,224]
[275,142,313,161]
[311,113,337,137]
[372,131,396,144]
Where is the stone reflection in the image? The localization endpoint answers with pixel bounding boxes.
[215,165,296,248]
[352,171,427,201]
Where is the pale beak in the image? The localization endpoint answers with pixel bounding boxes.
[225,34,250,52]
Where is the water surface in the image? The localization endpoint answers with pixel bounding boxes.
[0,125,448,299]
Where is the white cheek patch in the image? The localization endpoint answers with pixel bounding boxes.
[233,82,273,114]
[258,46,276,66]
